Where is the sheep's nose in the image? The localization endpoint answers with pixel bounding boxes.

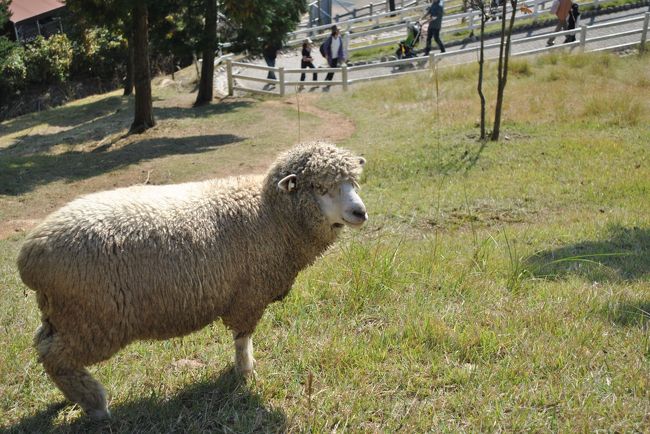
[352,209,368,221]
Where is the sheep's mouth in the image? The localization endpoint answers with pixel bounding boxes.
[342,217,366,228]
[332,223,345,229]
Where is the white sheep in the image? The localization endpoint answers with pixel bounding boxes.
[17,141,368,419]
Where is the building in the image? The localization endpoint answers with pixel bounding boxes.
[6,0,66,42]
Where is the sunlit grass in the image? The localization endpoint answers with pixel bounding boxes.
[1,50,649,432]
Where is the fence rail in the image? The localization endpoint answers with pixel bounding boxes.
[288,0,627,54]
[227,12,649,96]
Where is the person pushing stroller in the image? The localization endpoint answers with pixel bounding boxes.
[420,0,446,55]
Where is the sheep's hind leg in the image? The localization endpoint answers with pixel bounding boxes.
[35,323,110,420]
[233,331,256,377]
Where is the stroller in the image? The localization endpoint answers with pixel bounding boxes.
[396,21,422,59]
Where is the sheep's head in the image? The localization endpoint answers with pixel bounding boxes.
[267,142,368,230]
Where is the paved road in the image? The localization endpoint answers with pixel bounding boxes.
[217,6,649,95]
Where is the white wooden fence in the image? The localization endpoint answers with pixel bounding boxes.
[226,12,649,96]
[289,0,633,52]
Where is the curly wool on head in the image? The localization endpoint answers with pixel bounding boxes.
[265,141,365,195]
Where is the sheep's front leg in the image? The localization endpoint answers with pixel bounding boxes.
[233,332,256,377]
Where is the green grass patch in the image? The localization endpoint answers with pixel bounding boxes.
[1,50,649,432]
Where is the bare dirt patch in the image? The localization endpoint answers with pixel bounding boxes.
[0,91,356,239]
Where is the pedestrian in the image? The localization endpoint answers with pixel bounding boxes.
[262,40,281,89]
[320,25,346,90]
[547,0,572,46]
[421,0,446,55]
[564,3,580,43]
[299,38,317,90]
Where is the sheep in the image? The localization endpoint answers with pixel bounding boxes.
[17,141,368,420]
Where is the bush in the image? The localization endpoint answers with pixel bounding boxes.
[72,27,127,81]
[0,37,27,103]
[23,34,73,84]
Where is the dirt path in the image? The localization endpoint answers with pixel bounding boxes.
[0,94,356,240]
[266,94,356,144]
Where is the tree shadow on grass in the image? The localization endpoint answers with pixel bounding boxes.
[526,225,650,282]
[1,98,252,158]
[526,225,650,328]
[0,134,244,196]
[7,367,287,433]
[0,95,130,138]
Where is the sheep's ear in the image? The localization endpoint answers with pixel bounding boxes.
[358,157,366,166]
[277,174,298,193]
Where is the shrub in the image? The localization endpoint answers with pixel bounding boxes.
[72,27,127,81]
[0,38,27,103]
[23,34,73,84]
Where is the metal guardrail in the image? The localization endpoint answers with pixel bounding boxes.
[227,12,649,96]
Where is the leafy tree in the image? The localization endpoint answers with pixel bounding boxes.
[193,0,306,105]
[66,0,156,133]
[224,0,307,54]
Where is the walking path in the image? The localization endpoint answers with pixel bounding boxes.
[217,5,649,95]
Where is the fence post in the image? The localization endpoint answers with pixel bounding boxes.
[342,64,349,91]
[278,67,285,96]
[370,4,374,16]
[226,59,233,96]
[469,10,475,33]
[428,52,436,68]
[640,12,649,53]
[579,25,587,52]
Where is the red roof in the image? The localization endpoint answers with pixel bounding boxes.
[8,0,66,23]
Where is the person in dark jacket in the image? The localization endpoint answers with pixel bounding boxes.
[300,38,317,89]
[320,25,346,86]
[421,0,446,55]
[262,40,281,87]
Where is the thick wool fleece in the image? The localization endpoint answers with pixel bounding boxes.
[17,141,364,414]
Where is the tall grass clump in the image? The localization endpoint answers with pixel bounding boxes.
[582,94,646,126]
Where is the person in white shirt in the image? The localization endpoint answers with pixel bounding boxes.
[321,25,346,88]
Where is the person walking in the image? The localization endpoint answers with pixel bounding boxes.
[421,0,446,55]
[262,40,281,89]
[547,0,572,46]
[299,38,317,90]
[320,25,346,90]
[564,3,580,43]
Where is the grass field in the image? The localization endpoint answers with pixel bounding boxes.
[1,50,649,432]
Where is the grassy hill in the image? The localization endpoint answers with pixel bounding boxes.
[1,50,648,432]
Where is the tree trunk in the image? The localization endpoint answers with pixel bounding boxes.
[478,13,487,140]
[491,0,518,141]
[123,28,134,96]
[490,0,509,141]
[130,1,155,134]
[194,0,217,106]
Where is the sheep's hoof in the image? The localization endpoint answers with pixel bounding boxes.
[236,358,257,379]
[86,407,111,421]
